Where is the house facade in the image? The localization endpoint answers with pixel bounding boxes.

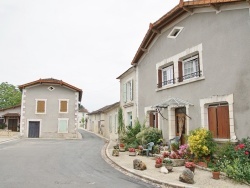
[0,104,21,132]
[117,67,138,128]
[77,107,89,129]
[130,0,250,143]
[18,78,82,138]
[88,102,119,140]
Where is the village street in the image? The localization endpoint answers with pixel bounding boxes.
[0,130,157,188]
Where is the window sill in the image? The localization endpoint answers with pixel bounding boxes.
[123,102,134,108]
[156,76,205,92]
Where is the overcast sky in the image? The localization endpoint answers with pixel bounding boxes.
[0,0,179,112]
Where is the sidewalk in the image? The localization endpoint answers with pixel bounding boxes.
[105,139,249,188]
[0,137,19,144]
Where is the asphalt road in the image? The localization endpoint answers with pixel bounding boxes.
[0,130,158,188]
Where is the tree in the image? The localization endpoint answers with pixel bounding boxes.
[0,82,21,109]
[118,107,125,135]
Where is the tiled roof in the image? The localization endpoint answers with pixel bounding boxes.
[18,78,83,101]
[88,102,120,115]
[131,0,247,65]
[2,113,20,117]
[0,104,21,111]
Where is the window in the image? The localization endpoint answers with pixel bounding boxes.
[59,99,68,113]
[127,112,132,127]
[58,118,69,133]
[162,65,174,86]
[48,86,55,91]
[123,80,133,103]
[178,55,200,82]
[168,27,183,38]
[109,115,112,133]
[36,99,46,114]
[208,104,230,139]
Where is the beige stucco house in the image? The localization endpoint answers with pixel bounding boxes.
[18,78,82,138]
[88,102,120,140]
[0,104,21,132]
[117,67,138,128]
[126,0,250,144]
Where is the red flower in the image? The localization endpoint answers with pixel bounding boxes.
[155,157,162,164]
[235,144,245,150]
[128,148,135,152]
[245,151,249,155]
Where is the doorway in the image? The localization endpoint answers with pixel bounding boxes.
[28,121,40,138]
[175,107,186,145]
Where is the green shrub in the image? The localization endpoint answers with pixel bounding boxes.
[216,137,250,184]
[119,119,142,148]
[0,123,7,129]
[136,127,162,146]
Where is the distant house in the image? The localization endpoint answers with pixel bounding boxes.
[117,66,137,127]
[127,0,250,144]
[88,102,120,140]
[0,104,21,132]
[77,107,89,129]
[18,78,82,138]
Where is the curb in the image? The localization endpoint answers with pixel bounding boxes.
[103,140,194,188]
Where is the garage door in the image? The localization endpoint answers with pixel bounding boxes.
[28,121,40,138]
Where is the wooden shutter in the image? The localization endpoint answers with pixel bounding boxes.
[155,113,158,128]
[208,107,217,138]
[123,83,127,103]
[217,106,230,139]
[130,80,133,101]
[37,101,45,113]
[60,100,67,112]
[158,69,162,88]
[178,61,183,82]
[149,112,154,127]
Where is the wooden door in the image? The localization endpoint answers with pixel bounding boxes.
[208,105,230,139]
[28,121,40,138]
[8,119,18,131]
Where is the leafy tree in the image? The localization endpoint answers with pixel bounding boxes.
[0,82,21,109]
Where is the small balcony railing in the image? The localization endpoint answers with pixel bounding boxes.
[178,70,202,82]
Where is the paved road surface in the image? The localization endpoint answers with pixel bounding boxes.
[0,130,157,188]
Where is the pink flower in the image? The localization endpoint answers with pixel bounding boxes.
[245,151,249,155]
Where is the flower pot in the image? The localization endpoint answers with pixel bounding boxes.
[212,171,220,180]
[165,164,173,172]
[119,147,125,152]
[129,151,136,156]
[155,163,162,168]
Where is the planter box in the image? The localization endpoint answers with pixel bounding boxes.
[129,151,136,156]
[170,159,185,167]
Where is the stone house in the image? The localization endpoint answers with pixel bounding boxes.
[88,102,120,140]
[117,66,138,128]
[129,0,250,144]
[18,78,82,138]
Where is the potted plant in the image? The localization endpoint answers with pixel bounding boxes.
[119,143,125,152]
[128,148,136,156]
[211,165,220,180]
[155,157,163,168]
[163,158,173,172]
[185,161,195,173]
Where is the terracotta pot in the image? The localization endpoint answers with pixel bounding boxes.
[129,151,136,156]
[212,171,220,179]
[155,163,162,168]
